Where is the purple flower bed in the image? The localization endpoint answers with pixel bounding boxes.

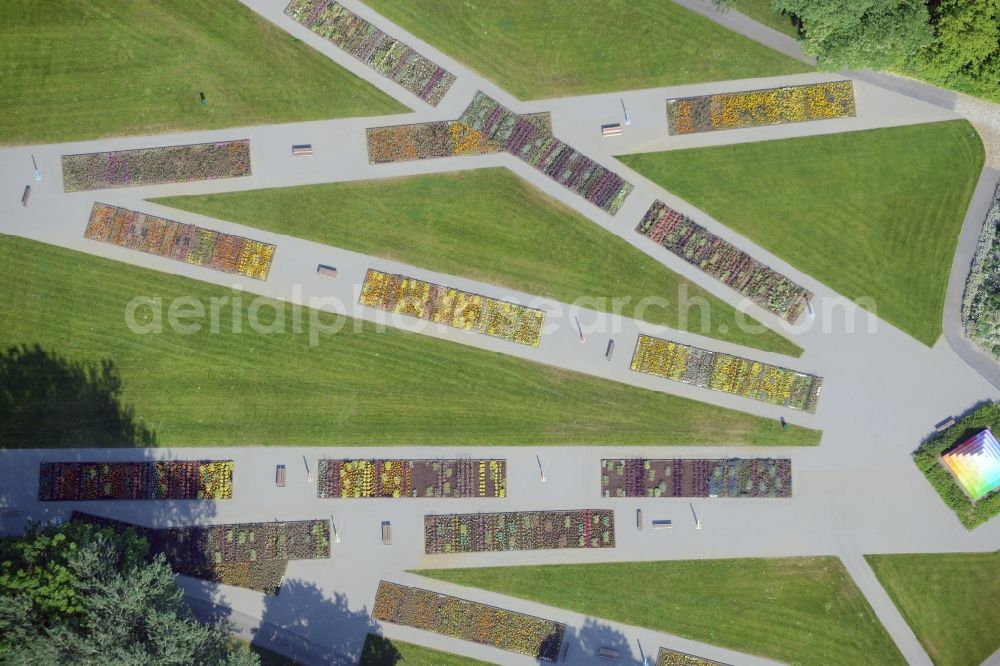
[284,0,455,105]
[637,200,812,323]
[365,92,634,215]
[61,140,250,192]
[603,458,792,498]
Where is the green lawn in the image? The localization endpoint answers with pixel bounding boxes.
[728,0,801,37]
[360,633,491,665]
[0,234,818,447]
[0,0,407,145]
[619,121,985,346]
[867,551,1000,666]
[155,169,799,356]
[415,558,904,666]
[360,0,811,100]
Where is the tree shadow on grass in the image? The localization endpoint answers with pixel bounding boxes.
[0,344,155,448]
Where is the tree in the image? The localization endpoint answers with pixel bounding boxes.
[771,0,934,69]
[0,523,257,666]
[911,0,1000,81]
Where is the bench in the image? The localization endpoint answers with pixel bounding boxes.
[636,508,642,530]
[606,339,615,361]
[21,185,30,207]
[316,264,337,278]
[0,508,24,517]
[935,417,956,432]
[292,144,314,156]
[652,519,673,529]
[601,123,623,137]
[275,464,286,487]
[381,521,392,545]
[598,647,621,660]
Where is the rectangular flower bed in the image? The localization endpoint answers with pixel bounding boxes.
[317,458,506,498]
[631,334,822,412]
[602,458,791,498]
[373,580,565,661]
[74,513,330,595]
[962,184,1000,357]
[284,0,455,106]
[85,203,275,280]
[62,140,250,192]
[424,509,615,553]
[38,460,233,501]
[656,647,729,666]
[666,81,856,134]
[365,92,633,214]
[359,269,544,346]
[637,200,811,323]
[366,112,551,163]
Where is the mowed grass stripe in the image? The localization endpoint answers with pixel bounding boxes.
[415,558,905,666]
[360,0,811,100]
[0,234,818,446]
[155,169,800,356]
[0,0,407,145]
[619,121,985,346]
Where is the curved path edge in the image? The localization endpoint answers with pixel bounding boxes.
[943,167,1000,390]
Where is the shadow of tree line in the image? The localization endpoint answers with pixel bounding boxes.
[0,344,155,448]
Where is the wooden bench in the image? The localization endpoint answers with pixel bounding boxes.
[0,508,24,517]
[636,508,642,530]
[316,264,337,278]
[935,417,956,432]
[606,339,615,361]
[652,519,673,529]
[275,464,286,487]
[381,521,392,545]
[598,647,621,660]
[292,144,314,156]
[21,185,31,207]
[601,123,623,137]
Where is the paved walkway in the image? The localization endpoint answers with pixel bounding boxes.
[2,2,1000,665]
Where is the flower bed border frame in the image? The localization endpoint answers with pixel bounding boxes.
[601,458,791,498]
[424,509,616,553]
[373,580,566,661]
[38,460,233,501]
[630,334,823,412]
[316,458,507,498]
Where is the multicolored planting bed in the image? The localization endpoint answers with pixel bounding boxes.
[85,203,275,280]
[631,334,822,412]
[962,184,1000,356]
[373,580,565,661]
[666,81,856,134]
[317,459,506,498]
[424,509,615,553]
[602,458,791,498]
[62,140,250,191]
[366,112,551,162]
[367,92,634,214]
[284,0,454,105]
[38,461,233,501]
[359,269,544,346]
[74,513,330,595]
[656,647,729,666]
[637,200,811,323]
[941,429,1000,500]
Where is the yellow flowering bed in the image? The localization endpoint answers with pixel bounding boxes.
[656,647,729,666]
[317,458,507,498]
[630,334,822,412]
[359,269,544,346]
[667,81,855,134]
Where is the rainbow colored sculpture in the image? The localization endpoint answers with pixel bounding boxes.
[941,429,1000,500]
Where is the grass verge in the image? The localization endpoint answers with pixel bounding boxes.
[415,557,904,666]
[867,551,1000,666]
[360,633,491,665]
[155,169,800,356]
[619,121,985,346]
[0,0,407,144]
[361,0,811,100]
[0,234,819,447]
